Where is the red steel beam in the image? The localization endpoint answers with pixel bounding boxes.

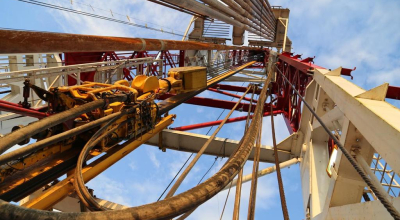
[171,110,284,131]
[387,85,400,100]
[279,52,325,74]
[274,52,358,133]
[279,52,356,78]
[158,94,270,112]
[0,100,21,107]
[0,101,47,119]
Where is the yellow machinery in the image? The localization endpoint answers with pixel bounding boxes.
[0,61,254,212]
[0,66,207,186]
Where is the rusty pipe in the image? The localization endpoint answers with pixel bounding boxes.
[233,0,276,32]
[250,0,276,26]
[245,0,276,28]
[258,0,277,24]
[0,29,260,54]
[220,0,275,36]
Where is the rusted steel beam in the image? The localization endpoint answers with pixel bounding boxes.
[0,30,260,54]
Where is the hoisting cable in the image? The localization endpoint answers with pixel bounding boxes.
[165,84,266,220]
[197,82,247,185]
[270,93,290,220]
[157,153,193,201]
[164,85,253,199]
[222,84,258,220]
[176,139,233,219]
[177,82,261,220]
[158,81,246,203]
[177,84,257,220]
[247,108,263,220]
[219,181,233,220]
[275,64,400,220]
[233,84,256,220]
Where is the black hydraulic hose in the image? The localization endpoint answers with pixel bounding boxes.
[73,110,131,211]
[0,94,128,155]
[275,65,400,220]
[0,111,125,165]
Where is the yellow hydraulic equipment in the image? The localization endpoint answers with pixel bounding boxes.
[167,66,207,93]
[0,66,208,195]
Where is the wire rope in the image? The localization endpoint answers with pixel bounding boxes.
[12,0,185,37]
[270,93,289,220]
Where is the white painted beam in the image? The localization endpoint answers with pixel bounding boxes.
[146,129,292,163]
[223,158,300,190]
[326,196,400,220]
[312,107,343,130]
[313,68,400,175]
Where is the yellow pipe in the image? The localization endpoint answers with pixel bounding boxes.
[22,115,175,210]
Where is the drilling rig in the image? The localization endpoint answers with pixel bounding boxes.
[0,0,399,219]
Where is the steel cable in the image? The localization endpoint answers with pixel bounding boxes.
[157,153,193,201]
[232,84,256,220]
[158,82,247,202]
[247,105,263,220]
[164,86,253,199]
[13,0,184,37]
[270,93,290,220]
[219,181,233,220]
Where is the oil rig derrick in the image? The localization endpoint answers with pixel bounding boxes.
[0,0,399,219]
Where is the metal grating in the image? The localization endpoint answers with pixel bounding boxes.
[371,154,400,197]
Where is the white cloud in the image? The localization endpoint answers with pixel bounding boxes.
[147,148,160,168]
[86,173,132,206]
[277,0,400,90]
[45,0,190,38]
[367,67,400,87]
[196,107,204,113]
[190,162,279,219]
[128,159,136,170]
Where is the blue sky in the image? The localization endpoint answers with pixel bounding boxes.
[1,0,400,219]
